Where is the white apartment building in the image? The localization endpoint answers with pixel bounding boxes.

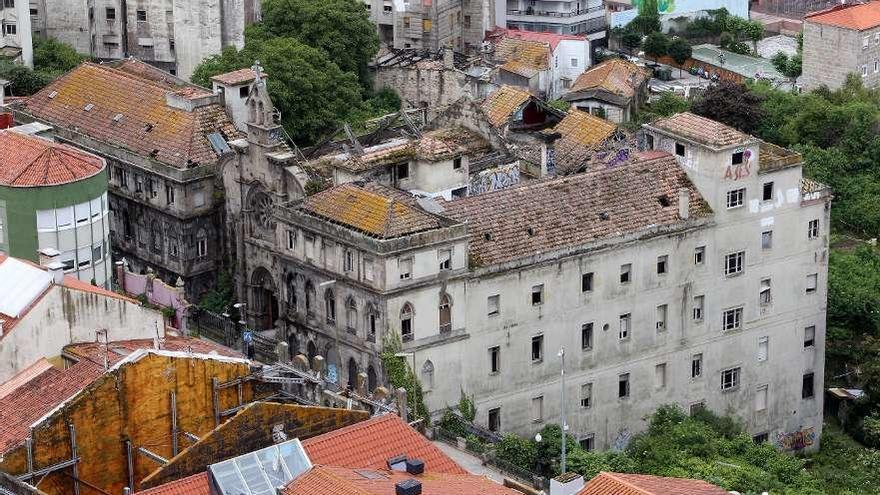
[1,0,33,67]
[505,0,606,45]
[226,74,830,455]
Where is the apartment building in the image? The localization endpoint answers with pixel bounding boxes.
[802,1,880,91]
[1,0,32,67]
[14,60,241,300]
[505,0,606,46]
[391,0,495,54]
[224,63,830,453]
[28,0,260,79]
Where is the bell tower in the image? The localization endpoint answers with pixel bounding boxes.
[245,61,284,147]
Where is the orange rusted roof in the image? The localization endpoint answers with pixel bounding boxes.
[301,183,443,239]
[494,37,550,70]
[570,58,650,98]
[805,2,880,30]
[648,112,751,148]
[22,62,241,169]
[0,130,105,187]
[500,59,541,78]
[579,472,729,495]
[210,68,266,86]
[549,109,617,167]
[481,85,532,127]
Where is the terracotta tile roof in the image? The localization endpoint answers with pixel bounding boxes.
[22,62,240,169]
[549,110,617,169]
[443,152,711,266]
[494,28,586,51]
[648,112,751,149]
[481,85,532,127]
[301,414,466,474]
[0,360,102,454]
[301,182,443,239]
[579,472,730,495]
[110,59,211,96]
[416,128,490,160]
[64,337,242,368]
[494,37,551,70]
[0,130,105,187]
[570,58,650,98]
[500,59,541,78]
[284,466,518,495]
[137,472,209,495]
[805,2,880,30]
[61,275,138,303]
[0,358,53,400]
[210,68,265,86]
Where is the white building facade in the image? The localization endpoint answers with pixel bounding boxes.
[1,0,33,67]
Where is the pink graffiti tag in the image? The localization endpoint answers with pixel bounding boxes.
[724,149,752,181]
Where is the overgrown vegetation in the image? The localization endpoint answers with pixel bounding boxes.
[0,36,87,96]
[191,0,400,145]
[379,332,429,423]
[197,270,235,314]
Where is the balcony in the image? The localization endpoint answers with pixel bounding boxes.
[507,5,605,24]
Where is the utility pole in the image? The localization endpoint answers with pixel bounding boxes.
[559,346,566,474]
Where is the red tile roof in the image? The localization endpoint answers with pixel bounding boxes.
[490,28,586,51]
[569,58,651,98]
[64,336,242,368]
[210,68,266,86]
[22,62,240,169]
[0,360,102,454]
[805,2,880,30]
[137,472,209,495]
[579,472,730,495]
[647,112,751,149]
[444,153,711,266]
[0,358,53,400]
[301,414,466,474]
[284,466,517,495]
[0,130,105,187]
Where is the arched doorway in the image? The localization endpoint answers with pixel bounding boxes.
[287,332,298,360]
[250,267,278,330]
[367,365,377,392]
[347,357,359,391]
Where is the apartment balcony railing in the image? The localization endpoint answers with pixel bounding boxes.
[507,5,605,17]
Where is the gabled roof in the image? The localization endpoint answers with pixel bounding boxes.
[494,37,550,70]
[579,472,730,495]
[494,28,586,51]
[569,58,650,98]
[63,336,242,367]
[500,59,542,78]
[647,112,752,149]
[481,85,533,127]
[301,414,466,474]
[444,152,711,266]
[805,2,880,30]
[0,130,105,187]
[549,110,617,168]
[301,182,444,239]
[283,466,517,495]
[211,68,265,86]
[22,62,240,169]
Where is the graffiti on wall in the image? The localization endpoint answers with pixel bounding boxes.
[471,162,520,195]
[724,148,753,181]
[612,428,632,451]
[776,427,816,451]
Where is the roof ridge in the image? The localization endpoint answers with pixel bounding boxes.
[602,472,654,495]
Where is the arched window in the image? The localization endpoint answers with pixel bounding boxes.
[367,365,377,392]
[196,228,208,259]
[305,280,315,316]
[400,303,414,342]
[286,273,297,312]
[421,360,434,390]
[307,341,317,363]
[439,294,451,334]
[345,298,357,333]
[365,304,379,343]
[287,333,298,360]
[150,221,162,253]
[347,357,359,391]
[324,289,336,323]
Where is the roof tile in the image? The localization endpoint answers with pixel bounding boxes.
[579,472,730,495]
[649,112,750,148]
[570,58,650,98]
[481,85,533,127]
[0,130,105,187]
[284,466,518,495]
[805,2,880,30]
[137,472,210,495]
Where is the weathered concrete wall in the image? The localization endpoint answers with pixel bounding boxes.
[0,286,165,382]
[801,21,863,91]
[140,402,368,489]
[0,353,254,495]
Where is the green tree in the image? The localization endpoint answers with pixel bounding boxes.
[32,36,87,73]
[197,270,236,314]
[379,333,429,422]
[643,32,669,62]
[192,36,362,145]
[667,37,692,76]
[495,434,538,471]
[259,0,379,82]
[692,80,765,134]
[741,20,764,53]
[772,52,802,79]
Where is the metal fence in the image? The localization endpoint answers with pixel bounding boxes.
[187,309,281,363]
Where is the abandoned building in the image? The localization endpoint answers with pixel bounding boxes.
[563,57,651,123]
[488,28,592,99]
[0,253,165,382]
[801,2,880,91]
[13,60,242,301]
[0,0,33,67]
[390,0,496,54]
[28,0,261,79]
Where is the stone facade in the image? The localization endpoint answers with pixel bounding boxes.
[28,0,260,79]
[390,0,494,54]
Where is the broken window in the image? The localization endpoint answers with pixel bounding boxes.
[488,407,500,431]
[287,230,296,250]
[763,182,774,201]
[395,162,409,180]
[732,151,744,165]
[105,7,115,19]
[489,346,500,373]
[531,284,543,305]
[531,334,543,362]
[806,273,818,293]
[400,303,414,342]
[581,383,593,408]
[726,188,745,209]
[762,230,773,249]
[656,255,668,274]
[721,367,740,391]
[438,249,451,271]
[656,304,667,331]
[802,372,815,399]
[618,373,630,398]
[722,307,743,331]
[619,313,631,340]
[399,257,412,280]
[136,9,146,21]
[694,245,705,265]
[760,278,772,305]
[724,251,744,276]
[804,325,816,348]
[581,322,593,350]
[691,353,702,378]
[693,295,704,321]
[344,249,354,272]
[439,294,451,333]
[808,219,820,239]
[452,157,462,170]
[581,272,593,292]
[675,142,685,157]
[620,263,631,284]
[487,294,500,316]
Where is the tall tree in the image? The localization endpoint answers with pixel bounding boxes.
[643,32,669,62]
[667,37,691,76]
[692,81,765,134]
[260,0,379,82]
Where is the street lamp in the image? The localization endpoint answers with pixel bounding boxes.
[558,346,567,474]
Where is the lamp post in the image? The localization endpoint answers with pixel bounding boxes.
[558,346,567,474]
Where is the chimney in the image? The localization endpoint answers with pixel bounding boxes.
[678,188,690,220]
[443,47,454,69]
[46,261,65,285]
[395,479,422,495]
[550,473,585,495]
[405,459,424,475]
[37,247,61,267]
